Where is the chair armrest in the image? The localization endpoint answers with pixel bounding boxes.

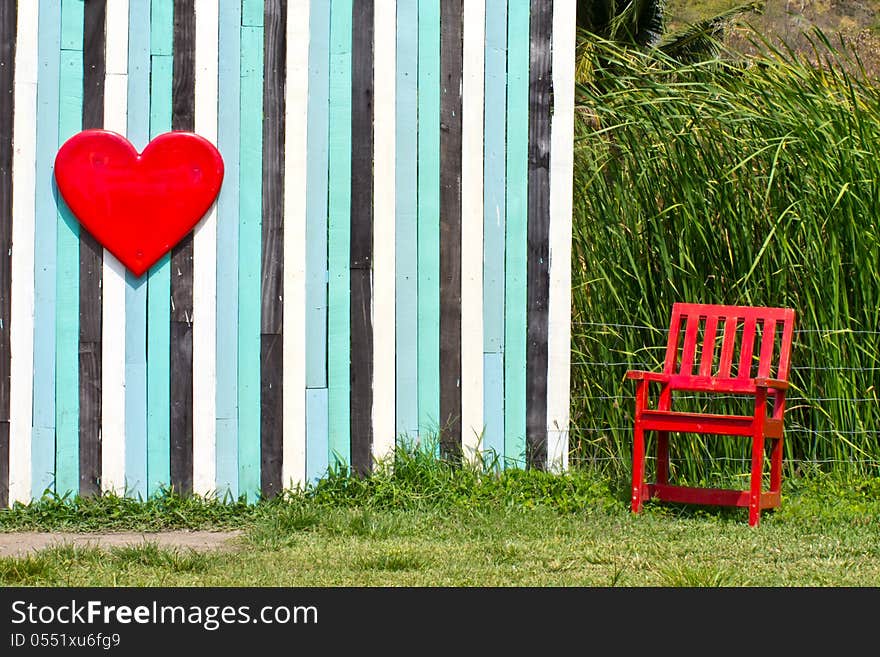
[755,377,789,391]
[625,370,670,383]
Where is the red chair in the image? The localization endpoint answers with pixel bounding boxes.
[627,303,796,526]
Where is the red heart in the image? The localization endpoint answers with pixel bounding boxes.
[54,129,225,277]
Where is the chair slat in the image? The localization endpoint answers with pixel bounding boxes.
[699,315,719,377]
[678,314,701,375]
[663,307,685,374]
[776,309,796,380]
[717,316,738,378]
[737,316,757,378]
[757,318,777,378]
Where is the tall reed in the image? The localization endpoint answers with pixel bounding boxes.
[571,32,880,484]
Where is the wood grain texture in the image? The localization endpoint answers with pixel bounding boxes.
[169,320,193,494]
[350,0,373,476]
[0,0,14,507]
[260,332,282,496]
[261,0,285,336]
[526,0,553,470]
[78,0,106,496]
[349,268,372,476]
[261,0,285,496]
[170,0,195,494]
[439,0,463,460]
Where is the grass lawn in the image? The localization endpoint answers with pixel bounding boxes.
[1,452,878,587]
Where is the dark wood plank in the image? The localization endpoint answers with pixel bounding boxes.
[259,0,286,496]
[79,0,106,497]
[78,342,102,495]
[170,0,195,494]
[260,333,282,497]
[349,0,373,476]
[526,0,553,470]
[0,0,16,508]
[260,0,285,335]
[169,320,193,495]
[349,269,372,477]
[439,0,463,460]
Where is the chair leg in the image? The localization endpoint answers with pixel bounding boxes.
[631,423,646,514]
[748,431,765,527]
[656,431,670,485]
[769,436,783,494]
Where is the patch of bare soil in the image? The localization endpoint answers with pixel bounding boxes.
[0,531,245,559]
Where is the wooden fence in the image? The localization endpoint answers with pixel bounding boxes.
[0,0,576,504]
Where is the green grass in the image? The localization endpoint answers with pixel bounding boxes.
[2,449,880,586]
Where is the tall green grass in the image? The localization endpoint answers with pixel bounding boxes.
[570,32,880,482]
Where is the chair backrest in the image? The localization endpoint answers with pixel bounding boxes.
[662,303,796,381]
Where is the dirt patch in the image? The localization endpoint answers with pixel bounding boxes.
[0,531,245,559]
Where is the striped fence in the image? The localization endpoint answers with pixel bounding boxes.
[0,0,576,505]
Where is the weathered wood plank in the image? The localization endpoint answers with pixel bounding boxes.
[238,23,264,500]
[371,0,395,466]
[261,0,285,336]
[8,0,37,504]
[123,0,150,500]
[349,268,372,476]
[460,0,485,462]
[482,0,507,461]
[417,0,440,442]
[327,0,352,470]
[282,0,310,489]
[77,0,105,497]
[99,0,128,496]
[215,0,242,497]
[32,0,62,498]
[260,0,286,496]
[395,0,418,441]
[505,0,529,468]
[526,0,553,470]
[170,0,195,494]
[0,0,15,507]
[350,0,373,476]
[439,0,463,460]
[260,332,282,496]
[192,0,219,497]
[169,320,193,494]
[546,0,577,474]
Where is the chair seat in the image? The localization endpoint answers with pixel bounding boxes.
[639,410,783,439]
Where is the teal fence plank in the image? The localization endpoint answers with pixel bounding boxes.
[504,0,529,468]
[395,0,419,441]
[54,43,83,497]
[32,0,62,499]
[417,0,440,445]
[238,23,264,500]
[215,0,241,498]
[327,0,352,470]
